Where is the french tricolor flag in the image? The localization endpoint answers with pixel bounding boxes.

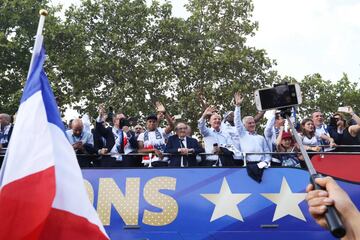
[0,33,108,239]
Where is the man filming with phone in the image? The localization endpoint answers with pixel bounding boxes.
[328,106,360,152]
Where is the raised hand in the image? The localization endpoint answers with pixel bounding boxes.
[234,92,244,106]
[98,103,107,121]
[155,101,166,113]
[202,106,217,118]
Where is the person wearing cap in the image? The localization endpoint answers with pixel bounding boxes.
[137,102,175,167]
[274,126,301,168]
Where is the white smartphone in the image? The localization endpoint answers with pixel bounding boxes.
[337,106,350,113]
[254,83,302,111]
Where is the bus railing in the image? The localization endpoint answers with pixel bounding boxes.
[1,147,359,168]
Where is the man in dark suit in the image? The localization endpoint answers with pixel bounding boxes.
[165,122,204,167]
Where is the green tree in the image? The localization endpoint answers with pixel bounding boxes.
[298,73,360,120]
[54,0,276,129]
[0,0,62,114]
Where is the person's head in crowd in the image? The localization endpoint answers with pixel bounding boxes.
[146,114,158,131]
[280,131,293,149]
[186,124,192,137]
[243,116,256,133]
[301,118,315,138]
[275,112,285,128]
[175,122,188,139]
[0,113,11,128]
[224,111,235,126]
[71,119,84,137]
[332,112,347,129]
[312,111,324,127]
[68,119,74,130]
[134,124,144,135]
[113,113,126,129]
[209,113,222,131]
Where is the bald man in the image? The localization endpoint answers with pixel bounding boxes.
[66,118,95,154]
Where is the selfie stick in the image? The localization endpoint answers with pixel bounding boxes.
[283,109,346,238]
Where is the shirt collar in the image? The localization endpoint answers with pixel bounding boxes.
[211,127,222,133]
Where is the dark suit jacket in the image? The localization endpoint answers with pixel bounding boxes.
[93,122,115,154]
[165,135,204,167]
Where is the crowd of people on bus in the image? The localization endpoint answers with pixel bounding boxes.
[1,92,360,169]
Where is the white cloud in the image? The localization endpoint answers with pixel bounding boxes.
[50,0,360,82]
[250,0,360,82]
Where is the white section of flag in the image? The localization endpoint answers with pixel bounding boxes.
[49,123,108,235]
[0,91,54,187]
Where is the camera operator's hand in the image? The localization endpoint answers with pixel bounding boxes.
[234,92,244,106]
[306,177,360,239]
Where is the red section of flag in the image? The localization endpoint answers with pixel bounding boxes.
[311,154,360,183]
[0,166,55,239]
[39,208,108,240]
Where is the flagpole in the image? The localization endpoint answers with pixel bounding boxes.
[1,9,48,183]
[27,9,48,79]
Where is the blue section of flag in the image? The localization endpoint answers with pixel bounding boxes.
[20,46,64,132]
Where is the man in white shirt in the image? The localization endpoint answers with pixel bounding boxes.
[198,106,234,166]
[234,92,271,164]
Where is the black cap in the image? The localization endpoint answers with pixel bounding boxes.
[146,114,158,121]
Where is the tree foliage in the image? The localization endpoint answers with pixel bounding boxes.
[298,73,360,120]
[1,0,359,130]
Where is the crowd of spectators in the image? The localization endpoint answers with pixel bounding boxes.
[1,92,360,169]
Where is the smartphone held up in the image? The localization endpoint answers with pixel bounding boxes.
[254,83,302,111]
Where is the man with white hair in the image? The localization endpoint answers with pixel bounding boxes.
[0,113,13,149]
[234,92,271,165]
[198,106,234,166]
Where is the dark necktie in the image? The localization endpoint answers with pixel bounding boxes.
[180,138,185,148]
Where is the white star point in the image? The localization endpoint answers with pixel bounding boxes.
[201,178,251,222]
[261,177,306,222]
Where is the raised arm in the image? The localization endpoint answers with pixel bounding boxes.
[254,111,265,123]
[197,106,216,137]
[264,111,276,138]
[155,101,175,135]
[346,108,360,137]
[275,126,285,150]
[234,92,246,136]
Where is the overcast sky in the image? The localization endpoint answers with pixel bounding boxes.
[51,0,360,83]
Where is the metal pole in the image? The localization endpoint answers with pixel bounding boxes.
[27,9,48,79]
[286,115,346,238]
